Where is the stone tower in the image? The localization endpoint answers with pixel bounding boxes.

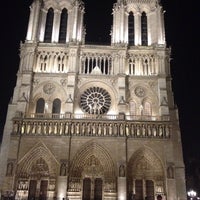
[0,0,187,199]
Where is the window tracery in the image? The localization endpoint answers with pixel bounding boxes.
[128,54,157,75]
[35,51,68,73]
[142,101,152,116]
[80,87,111,114]
[30,158,49,177]
[80,54,112,75]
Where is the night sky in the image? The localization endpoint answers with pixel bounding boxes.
[0,0,199,171]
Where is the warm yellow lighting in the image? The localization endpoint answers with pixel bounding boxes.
[119,195,125,200]
[107,110,117,115]
[187,190,197,200]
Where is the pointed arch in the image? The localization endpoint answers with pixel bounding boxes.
[59,8,68,43]
[142,101,152,116]
[141,12,148,46]
[67,142,117,196]
[44,8,54,43]
[127,148,164,178]
[36,98,45,113]
[17,143,59,178]
[70,142,116,177]
[129,100,136,116]
[129,57,135,75]
[52,98,61,114]
[70,141,116,178]
[128,11,135,45]
[127,147,165,199]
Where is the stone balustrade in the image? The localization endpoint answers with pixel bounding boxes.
[12,113,171,139]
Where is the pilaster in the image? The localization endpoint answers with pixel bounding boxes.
[39,9,47,42]
[134,12,141,46]
[52,10,61,43]
[56,176,68,200]
[118,177,127,200]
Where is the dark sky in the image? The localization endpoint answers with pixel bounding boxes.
[0,0,199,166]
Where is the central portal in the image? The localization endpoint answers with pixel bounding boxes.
[83,178,103,200]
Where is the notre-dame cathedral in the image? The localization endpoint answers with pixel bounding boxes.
[0,0,187,199]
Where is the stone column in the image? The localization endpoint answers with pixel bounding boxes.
[118,177,127,200]
[52,10,61,43]
[26,4,35,41]
[118,164,127,200]
[134,13,141,46]
[157,6,165,45]
[32,0,41,41]
[56,176,68,200]
[38,9,47,42]
[26,0,41,41]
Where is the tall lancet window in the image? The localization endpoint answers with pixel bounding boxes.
[128,12,135,45]
[52,98,61,114]
[142,101,152,116]
[44,8,54,43]
[129,101,136,116]
[59,8,68,43]
[36,98,45,114]
[141,12,148,46]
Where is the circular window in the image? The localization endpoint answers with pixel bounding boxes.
[80,87,111,114]
[134,86,145,98]
[43,83,55,94]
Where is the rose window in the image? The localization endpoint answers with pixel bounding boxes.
[80,87,111,114]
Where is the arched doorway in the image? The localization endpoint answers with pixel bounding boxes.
[68,142,116,200]
[15,145,59,200]
[127,148,165,200]
[83,177,103,200]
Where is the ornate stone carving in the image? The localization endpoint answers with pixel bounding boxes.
[43,83,55,94]
[80,87,111,114]
[135,86,145,97]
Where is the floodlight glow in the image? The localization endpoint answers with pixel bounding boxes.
[187,190,197,200]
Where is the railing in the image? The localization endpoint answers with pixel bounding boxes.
[12,113,171,139]
[17,112,170,121]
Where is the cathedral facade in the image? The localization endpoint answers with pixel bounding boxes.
[0,0,187,200]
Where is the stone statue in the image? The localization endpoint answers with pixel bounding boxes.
[119,164,125,177]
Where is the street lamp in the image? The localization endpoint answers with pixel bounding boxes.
[187,190,197,200]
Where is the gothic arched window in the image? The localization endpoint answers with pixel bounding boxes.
[36,98,45,113]
[141,12,148,46]
[52,98,61,114]
[143,58,149,75]
[143,101,152,116]
[129,58,135,75]
[59,8,68,43]
[128,11,135,45]
[129,101,136,116]
[44,8,54,43]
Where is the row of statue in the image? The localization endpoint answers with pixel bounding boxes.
[13,121,170,138]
